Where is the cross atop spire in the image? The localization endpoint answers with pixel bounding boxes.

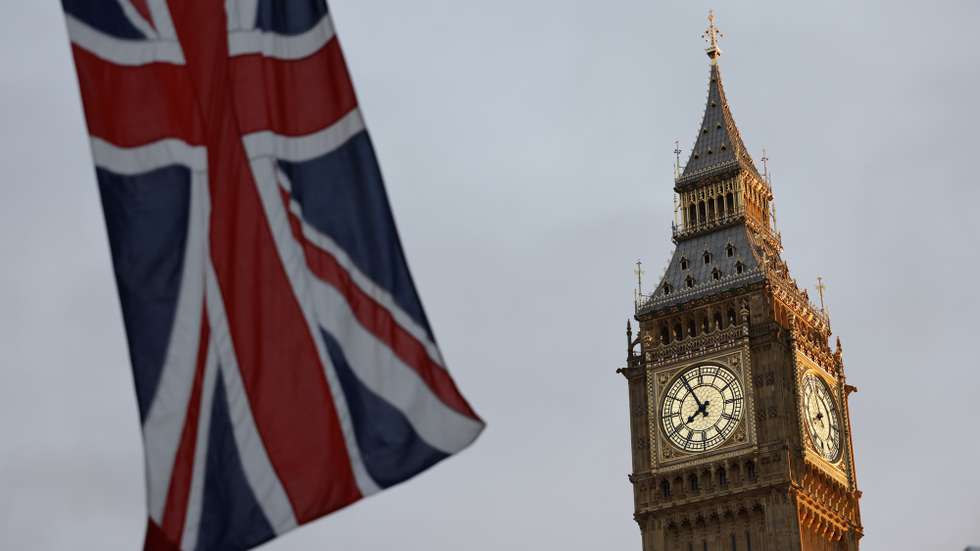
[816,276,827,313]
[702,9,723,63]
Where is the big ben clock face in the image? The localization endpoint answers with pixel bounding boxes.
[660,364,744,453]
[801,373,842,462]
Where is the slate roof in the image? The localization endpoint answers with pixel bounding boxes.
[638,224,765,314]
[676,64,762,187]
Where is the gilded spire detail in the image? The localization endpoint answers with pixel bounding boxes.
[702,9,723,63]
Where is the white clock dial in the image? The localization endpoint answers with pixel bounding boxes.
[660,364,744,453]
[801,373,842,462]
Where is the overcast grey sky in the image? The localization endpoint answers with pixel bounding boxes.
[2,1,979,549]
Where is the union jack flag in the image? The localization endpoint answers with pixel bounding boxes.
[61,1,484,549]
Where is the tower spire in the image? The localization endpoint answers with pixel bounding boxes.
[702,9,723,63]
[677,12,761,186]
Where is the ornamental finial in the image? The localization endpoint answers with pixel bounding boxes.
[702,9,723,63]
[816,276,827,314]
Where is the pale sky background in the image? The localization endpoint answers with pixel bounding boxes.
[2,1,979,550]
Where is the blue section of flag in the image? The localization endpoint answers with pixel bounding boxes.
[196,372,276,551]
[320,329,449,488]
[97,165,189,421]
[254,0,328,35]
[279,132,433,339]
[62,0,146,39]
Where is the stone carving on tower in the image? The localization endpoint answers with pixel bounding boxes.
[619,12,863,551]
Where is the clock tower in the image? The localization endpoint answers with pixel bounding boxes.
[620,12,863,550]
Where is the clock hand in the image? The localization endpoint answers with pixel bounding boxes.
[686,401,710,424]
[681,378,704,410]
[819,396,834,426]
[681,378,707,424]
[688,398,715,423]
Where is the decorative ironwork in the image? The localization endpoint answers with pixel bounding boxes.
[672,211,743,241]
[647,323,747,366]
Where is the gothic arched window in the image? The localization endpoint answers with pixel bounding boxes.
[661,479,671,498]
[712,268,722,281]
[703,251,712,265]
[681,257,689,270]
[735,261,744,274]
[726,243,736,257]
[686,276,696,289]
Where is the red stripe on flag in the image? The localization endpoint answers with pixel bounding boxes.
[144,519,181,551]
[159,311,210,543]
[129,0,155,29]
[71,46,203,147]
[230,39,358,137]
[279,188,480,421]
[167,0,361,523]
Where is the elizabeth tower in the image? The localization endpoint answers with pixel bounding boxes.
[620,14,863,550]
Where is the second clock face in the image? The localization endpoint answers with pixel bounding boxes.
[660,364,744,453]
[801,373,842,462]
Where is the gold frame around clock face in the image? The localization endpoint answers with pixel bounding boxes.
[801,372,843,462]
[660,364,744,453]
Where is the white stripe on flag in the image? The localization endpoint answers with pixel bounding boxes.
[88,137,206,175]
[308,275,484,453]
[278,174,447,370]
[64,15,183,66]
[145,0,179,41]
[117,0,159,39]
[224,0,259,32]
[228,14,335,60]
[242,108,364,164]
[142,171,208,524]
[179,339,218,551]
[272,169,481,453]
[250,156,383,497]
